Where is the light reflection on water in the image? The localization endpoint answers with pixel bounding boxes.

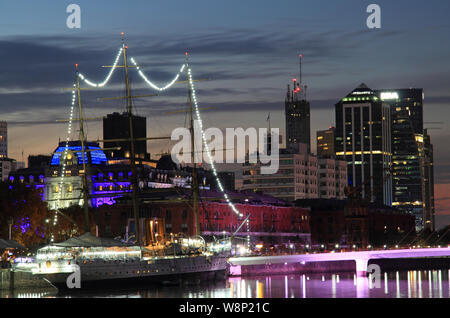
[2,270,449,298]
[226,270,449,298]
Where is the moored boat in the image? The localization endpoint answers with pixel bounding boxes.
[31,233,229,288]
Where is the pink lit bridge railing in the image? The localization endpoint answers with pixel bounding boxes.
[228,248,450,277]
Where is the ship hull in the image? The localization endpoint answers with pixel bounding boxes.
[46,269,227,290]
[35,254,228,289]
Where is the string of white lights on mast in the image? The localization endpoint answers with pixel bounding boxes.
[51,82,77,242]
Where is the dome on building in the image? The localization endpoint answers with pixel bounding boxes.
[51,141,108,166]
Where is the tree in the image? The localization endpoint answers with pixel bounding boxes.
[0,182,50,247]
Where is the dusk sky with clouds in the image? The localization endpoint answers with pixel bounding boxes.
[1,1,450,228]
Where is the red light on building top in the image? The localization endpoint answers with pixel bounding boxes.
[75,63,79,68]
[299,54,303,59]
[293,78,297,82]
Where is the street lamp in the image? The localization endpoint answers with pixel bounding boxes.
[7,217,13,240]
[44,219,50,243]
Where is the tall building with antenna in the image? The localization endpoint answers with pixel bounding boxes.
[285,54,311,152]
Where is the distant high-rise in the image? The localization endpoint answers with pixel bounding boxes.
[0,121,7,158]
[423,129,435,231]
[103,112,147,160]
[375,89,432,231]
[335,84,392,206]
[317,127,335,157]
[285,55,311,152]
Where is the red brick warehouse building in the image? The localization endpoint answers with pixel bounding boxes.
[96,190,311,246]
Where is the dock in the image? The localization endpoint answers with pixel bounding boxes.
[0,268,57,292]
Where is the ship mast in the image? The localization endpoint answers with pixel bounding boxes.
[186,55,200,237]
[75,65,91,233]
[121,35,141,246]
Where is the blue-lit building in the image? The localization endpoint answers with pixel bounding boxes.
[9,142,216,211]
[8,167,46,199]
[44,141,109,210]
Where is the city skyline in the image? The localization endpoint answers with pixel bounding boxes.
[1,1,450,228]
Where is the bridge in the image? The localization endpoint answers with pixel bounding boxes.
[228,248,450,277]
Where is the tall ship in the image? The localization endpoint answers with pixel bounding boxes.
[32,234,229,288]
[28,38,233,288]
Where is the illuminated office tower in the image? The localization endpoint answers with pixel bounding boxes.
[376,89,434,231]
[335,84,392,206]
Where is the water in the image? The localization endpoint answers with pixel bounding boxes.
[3,270,450,298]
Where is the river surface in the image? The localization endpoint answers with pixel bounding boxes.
[3,270,450,298]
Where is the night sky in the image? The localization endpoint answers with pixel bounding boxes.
[1,1,450,228]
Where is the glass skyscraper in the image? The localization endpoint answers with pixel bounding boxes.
[375,89,434,231]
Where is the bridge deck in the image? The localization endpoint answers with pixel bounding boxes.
[228,248,450,269]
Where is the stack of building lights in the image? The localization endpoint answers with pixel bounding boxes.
[55,43,250,250]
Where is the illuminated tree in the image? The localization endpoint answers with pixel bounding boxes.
[0,182,50,247]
